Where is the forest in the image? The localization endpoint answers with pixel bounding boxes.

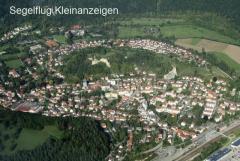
[0,109,110,161]
[1,0,240,34]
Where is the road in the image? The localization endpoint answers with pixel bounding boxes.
[142,142,162,154]
[174,121,240,161]
[151,120,240,161]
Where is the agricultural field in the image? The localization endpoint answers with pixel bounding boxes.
[117,24,239,45]
[119,17,184,26]
[115,16,240,45]
[118,26,161,39]
[211,52,240,71]
[176,38,240,67]
[160,25,238,45]
[118,26,146,38]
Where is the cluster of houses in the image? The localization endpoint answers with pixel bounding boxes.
[26,83,129,122]
[107,142,127,161]
[1,26,240,158]
[0,25,32,42]
[32,40,107,71]
[0,84,16,107]
[32,39,208,73]
[119,39,207,66]
[65,24,85,37]
[3,73,237,142]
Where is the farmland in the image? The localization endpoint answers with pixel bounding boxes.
[176,38,240,68]
[118,26,149,38]
[115,16,240,72]
[115,15,240,45]
[118,17,184,26]
[160,25,238,45]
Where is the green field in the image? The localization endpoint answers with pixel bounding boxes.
[211,52,240,71]
[115,16,240,45]
[0,52,27,68]
[190,38,201,45]
[53,35,66,44]
[119,17,184,26]
[176,57,233,79]
[118,26,160,38]
[5,59,23,68]
[117,23,239,45]
[176,38,240,70]
[16,126,62,151]
[0,124,63,155]
[160,25,237,44]
[1,52,26,60]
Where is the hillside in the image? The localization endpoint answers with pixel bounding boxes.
[0,109,110,161]
[1,0,240,30]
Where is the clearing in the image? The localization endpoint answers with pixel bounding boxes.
[0,123,63,155]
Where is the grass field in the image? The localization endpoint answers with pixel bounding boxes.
[0,52,27,68]
[0,124,63,155]
[1,52,27,60]
[115,16,240,45]
[189,38,201,45]
[160,25,238,45]
[53,35,66,44]
[119,17,184,26]
[118,26,146,38]
[16,126,63,151]
[5,59,23,68]
[117,23,240,46]
[175,60,229,80]
[212,52,240,70]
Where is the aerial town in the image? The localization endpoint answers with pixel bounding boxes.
[1,23,240,161]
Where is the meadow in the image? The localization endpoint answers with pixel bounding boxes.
[0,123,63,155]
[116,16,240,45]
[53,35,66,44]
[0,47,27,68]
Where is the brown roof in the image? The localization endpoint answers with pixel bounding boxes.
[46,40,59,48]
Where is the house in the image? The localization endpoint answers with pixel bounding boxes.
[105,92,118,99]
[9,69,20,78]
[46,40,59,48]
[30,44,44,54]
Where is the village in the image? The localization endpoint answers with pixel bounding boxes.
[1,24,240,161]
[0,24,32,43]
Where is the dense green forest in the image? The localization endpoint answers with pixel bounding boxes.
[0,109,110,161]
